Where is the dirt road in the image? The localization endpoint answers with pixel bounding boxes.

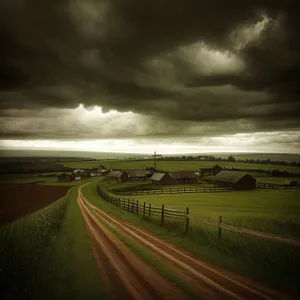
[78,185,290,300]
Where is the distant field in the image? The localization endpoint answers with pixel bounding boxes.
[215,153,300,163]
[63,159,300,173]
[0,173,95,186]
[257,176,300,184]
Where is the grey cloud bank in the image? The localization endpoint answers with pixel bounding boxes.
[0,0,299,148]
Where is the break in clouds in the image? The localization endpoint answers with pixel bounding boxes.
[0,0,299,151]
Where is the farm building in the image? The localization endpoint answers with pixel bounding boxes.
[200,165,223,177]
[125,169,147,180]
[284,180,299,187]
[106,170,128,182]
[58,173,73,182]
[168,171,197,184]
[97,167,109,176]
[150,173,172,185]
[73,169,90,179]
[79,170,91,179]
[145,167,156,178]
[214,171,256,190]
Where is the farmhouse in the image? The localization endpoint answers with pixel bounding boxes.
[168,171,197,184]
[145,167,156,178]
[151,173,172,185]
[200,165,223,177]
[125,169,147,180]
[284,180,299,187]
[97,167,109,176]
[58,173,73,182]
[214,171,256,190]
[106,170,128,182]
[72,169,90,179]
[79,170,91,179]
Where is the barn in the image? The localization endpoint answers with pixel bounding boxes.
[145,167,156,178]
[97,168,109,176]
[214,171,256,190]
[125,169,147,180]
[58,173,73,182]
[200,165,223,177]
[106,170,128,182]
[150,173,172,185]
[168,171,197,184]
[284,180,299,187]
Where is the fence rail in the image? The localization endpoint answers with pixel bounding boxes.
[256,182,300,189]
[97,185,300,247]
[128,186,232,195]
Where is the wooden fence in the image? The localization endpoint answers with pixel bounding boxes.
[97,185,300,247]
[256,182,300,189]
[128,186,232,195]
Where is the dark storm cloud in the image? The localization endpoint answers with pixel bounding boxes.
[0,0,300,139]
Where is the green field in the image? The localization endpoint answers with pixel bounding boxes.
[0,183,111,300]
[131,189,300,238]
[63,159,300,173]
[98,179,300,238]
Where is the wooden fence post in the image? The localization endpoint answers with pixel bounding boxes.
[185,207,190,233]
[143,202,146,217]
[218,216,222,238]
[149,203,151,219]
[132,199,134,212]
[136,200,139,215]
[127,199,129,211]
[161,204,165,226]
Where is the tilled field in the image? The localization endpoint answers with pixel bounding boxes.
[0,184,70,226]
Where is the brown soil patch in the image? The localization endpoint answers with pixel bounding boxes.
[0,184,70,226]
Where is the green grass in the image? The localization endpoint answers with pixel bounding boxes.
[82,180,300,299]
[0,183,111,300]
[133,189,300,238]
[98,178,300,237]
[63,159,300,173]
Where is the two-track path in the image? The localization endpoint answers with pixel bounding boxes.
[77,184,291,300]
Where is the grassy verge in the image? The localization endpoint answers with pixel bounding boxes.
[1,183,111,300]
[82,180,300,299]
[89,205,201,300]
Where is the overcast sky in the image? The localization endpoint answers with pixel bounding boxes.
[0,0,299,153]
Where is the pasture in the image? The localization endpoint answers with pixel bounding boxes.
[63,159,300,173]
[121,187,300,238]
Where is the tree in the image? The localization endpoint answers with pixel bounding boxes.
[227,155,236,162]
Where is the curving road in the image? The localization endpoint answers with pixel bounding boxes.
[78,184,291,300]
